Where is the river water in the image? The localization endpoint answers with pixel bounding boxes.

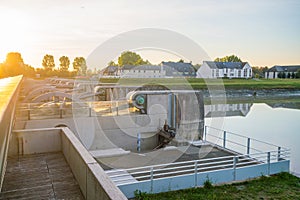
[204,100,300,176]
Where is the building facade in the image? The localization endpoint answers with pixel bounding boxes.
[161,61,196,77]
[197,61,252,79]
[265,65,300,79]
[119,65,166,78]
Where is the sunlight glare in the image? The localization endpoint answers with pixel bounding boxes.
[0,9,33,62]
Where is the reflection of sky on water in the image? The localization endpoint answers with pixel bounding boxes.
[205,103,300,175]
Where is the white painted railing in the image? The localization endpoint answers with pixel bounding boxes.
[15,100,132,120]
[108,148,290,186]
[106,126,290,198]
[204,126,290,156]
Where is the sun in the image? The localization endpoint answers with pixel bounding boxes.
[0,9,32,62]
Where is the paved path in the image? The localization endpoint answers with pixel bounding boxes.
[0,152,84,200]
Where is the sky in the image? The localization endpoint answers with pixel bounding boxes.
[0,0,299,69]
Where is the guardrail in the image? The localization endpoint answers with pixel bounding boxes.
[108,149,290,186]
[15,100,133,120]
[106,126,290,198]
[204,126,289,156]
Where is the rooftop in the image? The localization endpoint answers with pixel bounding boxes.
[268,65,300,72]
[203,61,249,69]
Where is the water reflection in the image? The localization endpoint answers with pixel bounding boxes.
[205,103,252,117]
[205,101,300,176]
[266,102,300,110]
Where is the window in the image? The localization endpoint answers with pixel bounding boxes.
[212,69,215,77]
[238,70,241,77]
[243,69,247,77]
[216,69,219,77]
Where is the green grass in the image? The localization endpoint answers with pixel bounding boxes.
[99,78,300,90]
[133,172,300,200]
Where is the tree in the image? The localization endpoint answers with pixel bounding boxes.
[214,55,242,62]
[252,66,269,78]
[2,52,25,76]
[118,51,148,66]
[296,69,300,79]
[73,57,87,75]
[59,56,70,72]
[287,72,291,79]
[5,52,24,67]
[42,54,55,71]
[178,59,184,63]
[107,60,118,66]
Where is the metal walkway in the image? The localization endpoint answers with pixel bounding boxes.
[0,152,84,200]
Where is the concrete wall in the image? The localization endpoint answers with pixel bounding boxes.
[9,127,127,200]
[175,91,204,141]
[23,91,204,151]
[0,75,23,191]
[9,128,61,155]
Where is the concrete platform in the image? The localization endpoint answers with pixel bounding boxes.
[0,152,84,200]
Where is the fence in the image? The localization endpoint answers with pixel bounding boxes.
[106,126,290,198]
[15,100,134,120]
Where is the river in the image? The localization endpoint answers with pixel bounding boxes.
[204,99,300,176]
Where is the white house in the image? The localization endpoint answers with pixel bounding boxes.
[197,61,252,79]
[119,65,166,78]
[265,65,300,79]
[161,61,196,77]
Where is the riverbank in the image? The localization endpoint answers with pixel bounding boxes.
[99,78,300,90]
[133,172,300,200]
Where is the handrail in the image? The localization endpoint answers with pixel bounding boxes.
[108,149,290,183]
[205,126,286,150]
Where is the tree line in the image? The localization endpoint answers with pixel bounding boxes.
[0,52,88,78]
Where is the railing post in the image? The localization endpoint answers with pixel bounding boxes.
[116,101,119,116]
[277,147,281,161]
[88,102,92,117]
[59,102,63,119]
[27,103,30,120]
[247,138,251,155]
[233,156,238,181]
[150,167,154,193]
[267,152,271,175]
[223,131,226,148]
[204,126,207,141]
[137,133,141,152]
[194,161,198,187]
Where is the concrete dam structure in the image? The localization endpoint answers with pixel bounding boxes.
[0,77,290,199]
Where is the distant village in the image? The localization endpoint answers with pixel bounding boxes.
[1,51,300,79]
[101,61,300,80]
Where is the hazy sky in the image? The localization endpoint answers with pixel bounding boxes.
[0,0,299,69]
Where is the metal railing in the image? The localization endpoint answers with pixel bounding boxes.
[108,148,290,186]
[106,126,290,186]
[203,126,289,156]
[15,100,135,120]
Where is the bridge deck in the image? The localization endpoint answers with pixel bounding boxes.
[0,152,84,200]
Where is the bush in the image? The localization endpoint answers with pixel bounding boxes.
[204,178,213,189]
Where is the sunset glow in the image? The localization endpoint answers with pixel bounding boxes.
[0,1,299,68]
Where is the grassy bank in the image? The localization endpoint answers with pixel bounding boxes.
[133,172,300,200]
[99,78,300,90]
